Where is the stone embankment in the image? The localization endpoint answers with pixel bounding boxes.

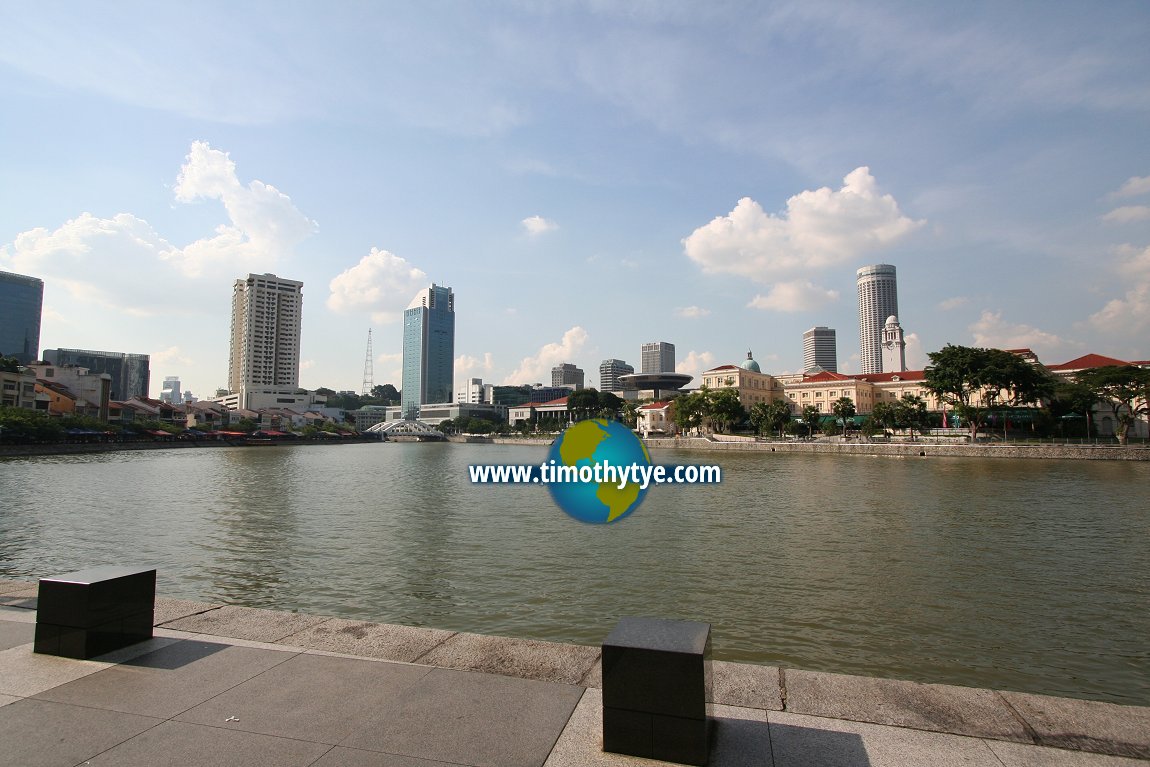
[0,437,378,458]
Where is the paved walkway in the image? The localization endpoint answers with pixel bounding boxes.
[1,580,1148,766]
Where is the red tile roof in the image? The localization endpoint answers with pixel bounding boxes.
[803,371,853,382]
[1048,353,1132,371]
[702,365,740,373]
[537,397,569,406]
[639,401,671,410]
[851,370,927,383]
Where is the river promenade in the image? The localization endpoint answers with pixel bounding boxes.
[1,579,1147,766]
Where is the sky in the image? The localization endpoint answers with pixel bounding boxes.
[2,1,1149,400]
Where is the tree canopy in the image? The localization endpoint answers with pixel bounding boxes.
[1074,365,1150,444]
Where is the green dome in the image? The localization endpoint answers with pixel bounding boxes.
[740,350,761,373]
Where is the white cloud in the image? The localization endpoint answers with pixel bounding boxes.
[747,281,839,312]
[938,296,970,311]
[675,305,710,319]
[904,332,927,371]
[1101,205,1150,224]
[164,141,315,277]
[151,345,193,368]
[969,310,1068,353]
[1088,244,1150,336]
[375,352,403,388]
[1112,175,1150,199]
[676,350,715,378]
[456,353,495,378]
[521,215,558,236]
[300,359,316,370]
[326,248,429,324]
[502,327,588,385]
[683,168,924,283]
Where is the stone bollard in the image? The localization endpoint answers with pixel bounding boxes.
[34,566,156,659]
[601,616,712,765]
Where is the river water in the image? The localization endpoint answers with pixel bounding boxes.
[1,443,1147,705]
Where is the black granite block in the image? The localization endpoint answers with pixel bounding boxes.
[603,706,653,757]
[35,566,156,659]
[652,713,710,766]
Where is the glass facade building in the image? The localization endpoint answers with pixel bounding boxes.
[641,342,675,374]
[0,270,44,364]
[401,284,455,419]
[43,348,151,400]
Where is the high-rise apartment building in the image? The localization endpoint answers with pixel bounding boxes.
[401,283,455,419]
[802,327,838,373]
[551,363,584,390]
[641,342,675,374]
[599,359,634,392]
[856,264,898,375]
[228,273,303,393]
[0,270,44,363]
[43,348,150,400]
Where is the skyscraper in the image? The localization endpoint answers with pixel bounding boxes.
[401,283,455,419]
[228,273,303,393]
[802,327,838,373]
[641,342,675,374]
[856,264,898,375]
[43,348,150,400]
[599,359,634,392]
[551,363,584,389]
[0,270,44,364]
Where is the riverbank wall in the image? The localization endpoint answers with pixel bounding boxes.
[0,437,379,458]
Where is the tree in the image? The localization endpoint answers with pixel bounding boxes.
[671,390,706,435]
[801,404,821,438]
[0,356,21,373]
[869,401,898,435]
[748,403,771,437]
[371,384,400,404]
[620,401,639,429]
[1075,365,1150,445]
[831,397,856,436]
[705,388,746,434]
[895,394,929,441]
[566,388,600,422]
[750,400,791,438]
[1049,379,1099,438]
[597,391,624,420]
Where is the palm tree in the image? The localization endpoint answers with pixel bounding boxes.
[831,397,856,436]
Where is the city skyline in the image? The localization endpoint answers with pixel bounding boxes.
[1,5,1148,399]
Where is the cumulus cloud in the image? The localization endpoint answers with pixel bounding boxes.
[1101,205,1150,224]
[675,305,710,319]
[456,353,495,378]
[938,296,970,311]
[1088,244,1150,336]
[747,281,839,312]
[521,215,558,236]
[1112,175,1150,199]
[969,310,1068,353]
[904,332,927,371]
[683,167,924,283]
[326,248,429,323]
[151,345,193,367]
[502,326,588,385]
[375,352,403,388]
[676,350,715,378]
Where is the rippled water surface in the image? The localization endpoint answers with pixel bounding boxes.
[2,443,1147,705]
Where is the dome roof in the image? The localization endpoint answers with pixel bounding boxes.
[739,350,761,373]
[885,315,900,326]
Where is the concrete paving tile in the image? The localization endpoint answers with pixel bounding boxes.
[0,585,37,609]
[987,739,1150,766]
[0,644,111,696]
[176,652,431,744]
[344,666,584,767]
[416,630,600,685]
[83,720,332,767]
[1001,691,1150,759]
[0,620,34,651]
[581,655,602,687]
[0,579,35,594]
[785,669,1032,743]
[278,617,455,663]
[0,693,19,708]
[544,687,773,767]
[0,605,37,622]
[161,604,331,642]
[34,640,297,718]
[152,597,223,625]
[0,697,162,767]
[769,710,1005,767]
[312,746,467,766]
[712,660,783,710]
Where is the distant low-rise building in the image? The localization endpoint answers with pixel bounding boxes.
[699,352,785,408]
[27,363,112,420]
[1,365,38,409]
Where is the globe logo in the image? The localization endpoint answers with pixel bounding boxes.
[547,419,652,524]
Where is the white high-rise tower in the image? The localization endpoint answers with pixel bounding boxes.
[228,273,303,394]
[881,316,907,373]
[857,264,898,375]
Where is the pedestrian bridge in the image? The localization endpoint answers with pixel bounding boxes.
[365,419,446,441]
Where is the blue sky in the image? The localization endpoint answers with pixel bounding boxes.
[2,1,1149,400]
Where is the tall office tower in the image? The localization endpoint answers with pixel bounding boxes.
[43,348,150,400]
[551,363,585,390]
[228,273,303,393]
[802,327,838,373]
[160,376,184,405]
[856,264,898,375]
[401,283,455,419]
[599,359,634,392]
[641,342,675,373]
[0,270,44,363]
[881,315,907,373]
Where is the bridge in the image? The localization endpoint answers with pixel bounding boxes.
[365,419,446,441]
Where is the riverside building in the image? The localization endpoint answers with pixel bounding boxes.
[857,264,899,374]
[401,283,455,420]
[0,270,43,364]
[225,273,304,410]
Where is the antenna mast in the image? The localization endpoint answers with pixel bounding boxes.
[361,328,374,396]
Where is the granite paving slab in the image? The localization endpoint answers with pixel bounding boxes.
[0,697,162,767]
[0,644,113,697]
[278,617,455,662]
[161,604,331,642]
[0,620,34,651]
[82,720,332,767]
[1002,691,1150,759]
[0,579,35,594]
[0,585,36,609]
[176,651,431,744]
[712,660,783,710]
[0,693,19,708]
[312,746,469,767]
[0,605,35,622]
[416,630,600,685]
[343,666,583,767]
[987,739,1150,766]
[152,597,223,626]
[769,710,1005,767]
[34,639,297,718]
[785,668,1033,743]
[544,687,773,767]
[581,655,601,687]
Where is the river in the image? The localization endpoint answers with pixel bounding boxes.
[1,442,1147,705]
